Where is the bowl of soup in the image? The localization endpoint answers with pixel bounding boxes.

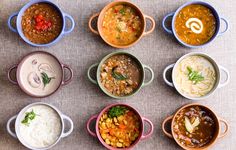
[7,51,73,98]
[87,51,154,99]
[163,52,229,100]
[87,103,153,149]
[88,0,155,48]
[162,1,229,48]
[6,102,73,150]
[162,103,229,150]
[7,0,75,47]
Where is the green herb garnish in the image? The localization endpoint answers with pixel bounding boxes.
[21,110,36,126]
[112,67,127,80]
[119,8,126,15]
[108,106,127,118]
[41,72,55,87]
[187,67,204,84]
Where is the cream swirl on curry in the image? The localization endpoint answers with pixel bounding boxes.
[174,55,216,98]
[185,18,203,34]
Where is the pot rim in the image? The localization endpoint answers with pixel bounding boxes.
[97,0,146,48]
[16,51,65,98]
[170,103,220,150]
[171,1,221,48]
[95,103,145,150]
[171,52,221,100]
[16,0,66,47]
[96,51,145,99]
[14,102,65,150]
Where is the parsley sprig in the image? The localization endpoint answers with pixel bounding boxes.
[187,66,204,84]
[108,106,127,118]
[21,110,37,126]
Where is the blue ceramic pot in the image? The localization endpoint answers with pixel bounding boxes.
[162,1,229,48]
[7,0,75,47]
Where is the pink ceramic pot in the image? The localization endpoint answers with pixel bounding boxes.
[87,103,154,150]
[7,51,73,98]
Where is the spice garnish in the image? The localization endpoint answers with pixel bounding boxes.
[112,67,127,80]
[41,72,55,87]
[108,106,127,118]
[187,66,204,84]
[21,110,37,126]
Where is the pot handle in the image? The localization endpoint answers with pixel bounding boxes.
[63,13,75,34]
[7,64,18,85]
[218,18,229,36]
[162,115,173,138]
[87,63,98,85]
[61,114,74,138]
[162,12,175,34]
[6,115,17,138]
[8,12,18,33]
[142,65,154,87]
[61,64,73,86]
[163,63,175,87]
[141,117,154,140]
[86,114,98,137]
[218,118,229,138]
[218,65,230,88]
[88,13,100,35]
[143,15,156,36]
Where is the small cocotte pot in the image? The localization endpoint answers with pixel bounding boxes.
[86,103,154,150]
[6,102,74,150]
[7,51,73,98]
[162,1,229,48]
[7,0,75,47]
[87,51,154,99]
[162,103,229,150]
[163,52,230,100]
[88,0,156,48]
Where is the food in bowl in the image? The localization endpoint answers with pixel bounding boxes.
[173,105,216,148]
[174,55,216,98]
[175,4,216,46]
[100,54,142,96]
[99,106,141,148]
[19,104,62,148]
[102,4,143,46]
[21,3,63,44]
[19,52,62,96]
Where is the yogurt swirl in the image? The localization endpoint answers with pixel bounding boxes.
[185,18,203,34]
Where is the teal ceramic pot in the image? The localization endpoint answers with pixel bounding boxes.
[87,51,154,99]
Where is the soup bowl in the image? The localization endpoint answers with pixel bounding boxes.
[88,0,155,48]
[7,0,75,47]
[7,51,73,98]
[87,51,154,99]
[6,102,74,150]
[162,1,229,48]
[162,103,229,150]
[87,103,154,150]
[163,52,229,100]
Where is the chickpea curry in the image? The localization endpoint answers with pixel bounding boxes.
[99,106,141,148]
[22,3,63,44]
[175,4,216,46]
[100,54,142,97]
[173,106,216,148]
[102,4,143,46]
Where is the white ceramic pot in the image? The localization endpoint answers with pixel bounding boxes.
[163,52,230,100]
[6,102,74,150]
